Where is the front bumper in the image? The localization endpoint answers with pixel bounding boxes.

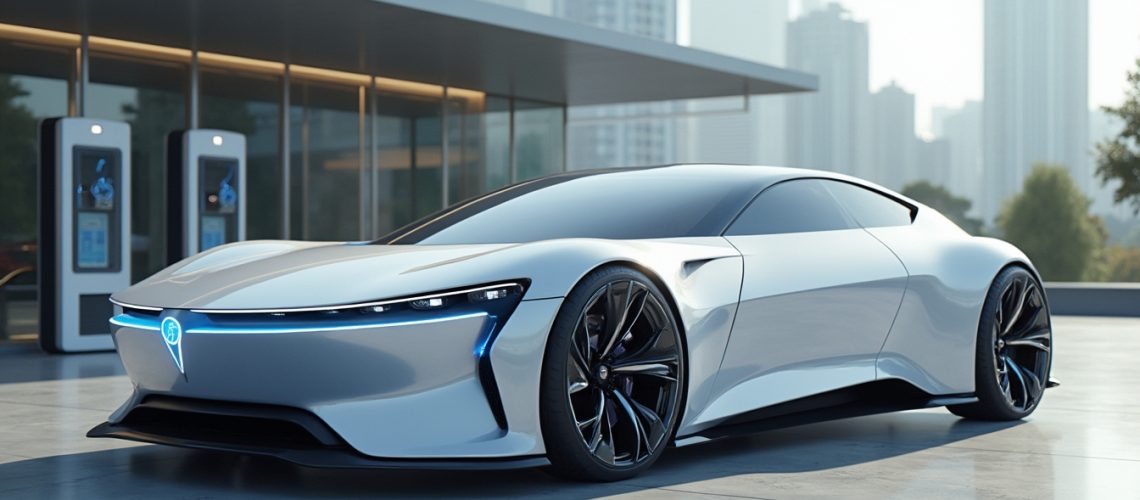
[96,297,563,461]
[87,396,547,469]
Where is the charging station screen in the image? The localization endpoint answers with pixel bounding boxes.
[199,157,238,251]
[72,147,121,272]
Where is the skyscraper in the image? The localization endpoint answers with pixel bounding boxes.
[933,101,984,209]
[555,0,677,169]
[681,0,787,166]
[786,3,871,178]
[983,0,1089,221]
[870,82,917,189]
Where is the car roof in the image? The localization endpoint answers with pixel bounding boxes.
[558,163,894,196]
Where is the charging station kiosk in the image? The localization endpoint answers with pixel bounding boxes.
[38,117,131,353]
[166,129,246,264]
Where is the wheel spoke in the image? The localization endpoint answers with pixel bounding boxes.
[1004,338,1050,352]
[617,322,671,364]
[627,391,666,448]
[612,359,677,383]
[1005,354,1031,408]
[1009,323,1050,342]
[598,283,630,358]
[1017,303,1047,333]
[584,390,605,446]
[593,406,615,464]
[578,389,604,429]
[613,352,678,368]
[612,362,673,376]
[1001,279,1034,338]
[570,337,592,376]
[611,389,646,460]
[599,281,646,359]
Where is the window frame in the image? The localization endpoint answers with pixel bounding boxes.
[817,178,918,227]
[720,176,918,237]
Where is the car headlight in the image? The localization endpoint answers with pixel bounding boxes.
[352,281,527,316]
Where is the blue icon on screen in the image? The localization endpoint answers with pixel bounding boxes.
[91,158,115,209]
[218,166,237,213]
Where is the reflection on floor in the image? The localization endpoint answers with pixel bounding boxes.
[1,316,1138,498]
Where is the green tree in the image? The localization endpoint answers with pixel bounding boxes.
[900,180,984,234]
[998,164,1107,281]
[1105,246,1140,282]
[1096,56,1140,213]
[0,75,38,243]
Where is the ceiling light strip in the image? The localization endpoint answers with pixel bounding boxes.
[0,22,483,100]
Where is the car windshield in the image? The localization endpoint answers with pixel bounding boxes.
[375,167,761,245]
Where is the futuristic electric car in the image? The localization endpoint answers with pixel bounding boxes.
[90,164,1054,481]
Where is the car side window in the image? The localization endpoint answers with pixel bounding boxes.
[725,179,858,236]
[821,180,914,228]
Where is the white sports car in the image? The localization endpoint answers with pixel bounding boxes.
[91,165,1054,481]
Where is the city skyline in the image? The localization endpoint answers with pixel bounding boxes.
[781,0,1140,138]
[486,0,1138,220]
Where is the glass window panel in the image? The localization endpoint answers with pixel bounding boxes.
[0,41,71,343]
[87,52,187,281]
[289,81,361,241]
[821,180,913,228]
[374,109,413,236]
[413,113,442,218]
[199,69,282,240]
[373,90,442,234]
[726,179,858,236]
[482,97,511,192]
[447,95,510,205]
[514,99,564,181]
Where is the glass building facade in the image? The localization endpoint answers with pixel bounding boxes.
[0,24,566,343]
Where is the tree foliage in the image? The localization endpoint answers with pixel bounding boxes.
[0,75,38,242]
[999,164,1107,281]
[1096,56,1140,213]
[1105,246,1140,282]
[900,180,983,234]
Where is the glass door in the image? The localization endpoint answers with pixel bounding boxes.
[289,81,363,241]
[0,40,71,344]
[372,90,443,237]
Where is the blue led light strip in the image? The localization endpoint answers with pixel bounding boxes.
[109,314,160,331]
[186,312,488,334]
[109,312,488,335]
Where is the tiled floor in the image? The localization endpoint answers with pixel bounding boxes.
[0,316,1137,499]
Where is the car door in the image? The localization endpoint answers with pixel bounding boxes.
[701,178,909,423]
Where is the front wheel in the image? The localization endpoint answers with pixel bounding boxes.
[539,266,685,482]
[949,266,1052,420]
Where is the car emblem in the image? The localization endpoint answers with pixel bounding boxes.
[160,317,185,374]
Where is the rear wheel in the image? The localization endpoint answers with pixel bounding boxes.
[949,266,1052,420]
[540,266,685,482]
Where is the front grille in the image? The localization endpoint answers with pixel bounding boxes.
[119,396,345,450]
[122,306,161,317]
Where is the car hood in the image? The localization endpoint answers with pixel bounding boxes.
[112,237,742,311]
[111,240,523,310]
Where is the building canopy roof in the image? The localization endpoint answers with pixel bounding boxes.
[3,0,817,105]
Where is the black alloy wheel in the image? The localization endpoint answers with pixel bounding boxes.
[541,266,685,481]
[950,266,1052,420]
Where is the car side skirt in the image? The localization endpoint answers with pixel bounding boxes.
[673,379,977,447]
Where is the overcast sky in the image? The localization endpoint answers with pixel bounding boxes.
[784,0,1140,138]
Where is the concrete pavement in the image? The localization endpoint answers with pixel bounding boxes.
[1,316,1137,499]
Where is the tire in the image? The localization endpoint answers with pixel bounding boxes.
[540,265,686,482]
[949,266,1052,420]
